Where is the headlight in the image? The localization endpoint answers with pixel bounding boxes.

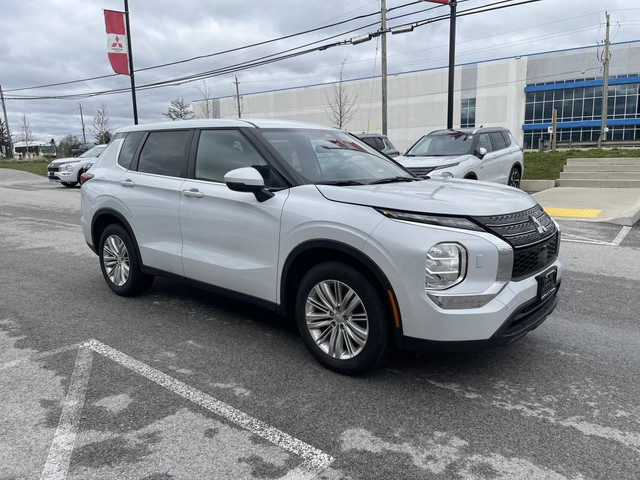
[432,162,460,171]
[425,242,467,290]
[377,208,484,231]
[64,164,75,172]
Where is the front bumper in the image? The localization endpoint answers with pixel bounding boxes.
[401,280,560,352]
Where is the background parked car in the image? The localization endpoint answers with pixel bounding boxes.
[47,144,107,187]
[395,127,524,188]
[353,133,400,157]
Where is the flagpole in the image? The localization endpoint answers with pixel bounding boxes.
[123,0,138,124]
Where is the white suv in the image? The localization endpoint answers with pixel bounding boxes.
[396,127,524,188]
[80,119,560,374]
[47,144,107,187]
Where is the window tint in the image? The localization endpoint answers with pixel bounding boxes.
[477,134,492,153]
[137,130,191,177]
[489,132,507,151]
[118,131,144,169]
[195,129,269,184]
[359,137,378,149]
[500,131,511,147]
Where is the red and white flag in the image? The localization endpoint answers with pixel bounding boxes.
[104,10,129,75]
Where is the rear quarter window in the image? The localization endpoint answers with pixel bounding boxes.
[489,132,507,151]
[118,131,145,169]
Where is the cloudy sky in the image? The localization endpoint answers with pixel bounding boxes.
[1,0,638,144]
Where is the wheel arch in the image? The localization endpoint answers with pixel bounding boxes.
[91,209,144,267]
[280,240,403,340]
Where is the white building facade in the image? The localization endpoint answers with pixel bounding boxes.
[193,41,640,151]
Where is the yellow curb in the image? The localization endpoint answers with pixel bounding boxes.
[543,207,602,218]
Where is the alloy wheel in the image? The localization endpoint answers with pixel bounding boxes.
[102,235,130,286]
[305,280,369,360]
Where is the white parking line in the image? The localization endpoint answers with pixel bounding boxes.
[84,339,334,476]
[41,347,93,480]
[561,226,632,246]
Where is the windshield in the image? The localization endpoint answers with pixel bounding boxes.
[79,145,107,158]
[406,131,474,157]
[260,129,412,185]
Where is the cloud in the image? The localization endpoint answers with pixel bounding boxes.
[0,0,636,142]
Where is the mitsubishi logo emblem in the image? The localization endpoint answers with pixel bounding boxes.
[529,215,548,235]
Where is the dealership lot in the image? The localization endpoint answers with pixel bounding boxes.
[1,171,640,479]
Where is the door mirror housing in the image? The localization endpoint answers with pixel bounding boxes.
[476,147,487,159]
[224,167,274,202]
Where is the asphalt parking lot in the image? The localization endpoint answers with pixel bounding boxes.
[2,170,640,479]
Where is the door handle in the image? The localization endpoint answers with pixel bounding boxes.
[182,188,204,198]
[120,179,135,187]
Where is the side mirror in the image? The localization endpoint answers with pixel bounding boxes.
[476,147,487,159]
[224,167,274,202]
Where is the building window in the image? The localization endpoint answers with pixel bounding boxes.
[522,76,640,148]
[461,98,476,128]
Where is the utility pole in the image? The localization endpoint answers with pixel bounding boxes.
[79,103,87,144]
[446,0,457,129]
[234,76,242,118]
[0,85,13,158]
[123,0,138,124]
[598,11,610,149]
[381,0,388,136]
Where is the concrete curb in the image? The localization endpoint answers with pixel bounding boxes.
[520,179,555,193]
[605,196,640,226]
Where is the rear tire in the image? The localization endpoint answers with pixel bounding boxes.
[99,224,154,297]
[295,262,389,375]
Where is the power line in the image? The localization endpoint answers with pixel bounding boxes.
[5,0,546,102]
[4,2,423,94]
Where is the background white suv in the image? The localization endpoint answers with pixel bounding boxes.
[81,119,560,374]
[396,127,524,188]
[47,144,107,187]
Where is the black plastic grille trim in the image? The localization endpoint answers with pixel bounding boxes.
[473,204,559,280]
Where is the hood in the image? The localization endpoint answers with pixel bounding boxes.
[395,154,470,168]
[49,156,80,166]
[315,177,536,216]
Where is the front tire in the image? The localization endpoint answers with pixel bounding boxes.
[508,166,522,188]
[61,182,77,188]
[99,224,154,297]
[295,262,389,375]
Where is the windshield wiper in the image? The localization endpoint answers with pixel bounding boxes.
[317,180,366,186]
[369,176,420,185]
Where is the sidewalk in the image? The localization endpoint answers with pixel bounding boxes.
[532,187,640,226]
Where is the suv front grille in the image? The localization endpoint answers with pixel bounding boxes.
[407,166,436,177]
[48,165,60,172]
[473,204,558,280]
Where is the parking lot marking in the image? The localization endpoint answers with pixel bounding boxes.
[0,342,83,371]
[561,225,633,246]
[544,207,602,218]
[84,339,334,475]
[41,346,93,480]
[611,226,632,246]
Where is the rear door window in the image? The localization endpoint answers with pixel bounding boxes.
[137,130,192,177]
[500,131,512,148]
[489,132,507,151]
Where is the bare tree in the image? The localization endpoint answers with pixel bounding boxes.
[195,81,216,119]
[163,98,194,121]
[0,118,10,157]
[325,60,359,130]
[58,134,80,158]
[90,104,112,144]
[18,114,34,158]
